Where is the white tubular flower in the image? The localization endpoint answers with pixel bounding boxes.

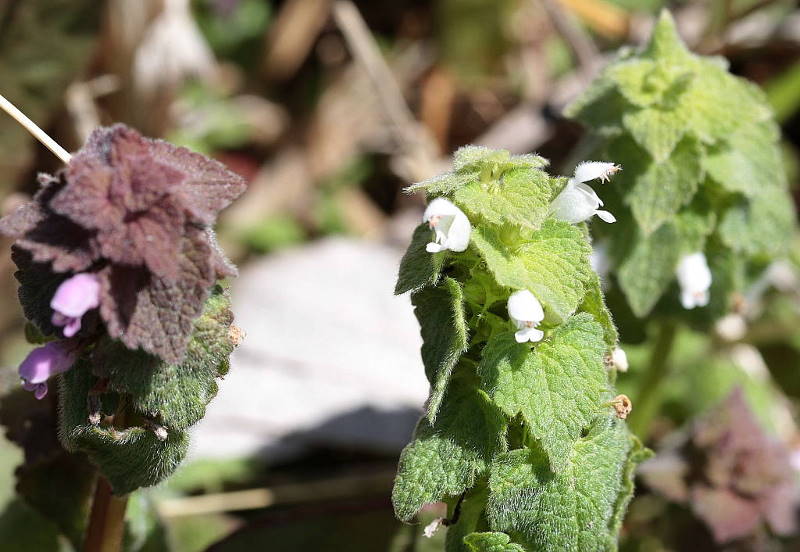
[507,290,545,343]
[611,347,629,372]
[422,198,471,253]
[550,161,621,224]
[676,252,712,309]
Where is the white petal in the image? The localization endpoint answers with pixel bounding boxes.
[676,252,712,308]
[595,210,616,223]
[507,290,544,323]
[575,182,602,207]
[573,161,621,184]
[515,327,544,343]
[550,184,598,224]
[444,210,472,252]
[680,289,698,309]
[426,243,444,253]
[612,347,628,372]
[423,197,462,222]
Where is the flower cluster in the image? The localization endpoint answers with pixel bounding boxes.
[1,124,245,397]
[419,158,622,339]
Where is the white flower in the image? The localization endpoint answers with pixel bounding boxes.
[676,252,712,309]
[423,518,444,538]
[507,290,545,343]
[611,347,629,372]
[423,198,471,253]
[550,161,620,224]
[715,313,746,342]
[133,0,214,95]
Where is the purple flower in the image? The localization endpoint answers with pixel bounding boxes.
[50,273,101,337]
[18,341,78,400]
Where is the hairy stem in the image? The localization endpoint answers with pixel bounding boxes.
[84,401,129,552]
[628,322,678,438]
[0,93,72,164]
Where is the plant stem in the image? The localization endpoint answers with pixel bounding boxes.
[84,400,129,552]
[0,93,72,164]
[84,477,128,552]
[628,322,678,438]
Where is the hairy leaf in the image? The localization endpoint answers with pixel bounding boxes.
[392,375,506,522]
[486,416,634,552]
[464,532,526,552]
[395,224,447,295]
[452,168,561,229]
[479,314,607,472]
[472,221,592,321]
[412,278,469,423]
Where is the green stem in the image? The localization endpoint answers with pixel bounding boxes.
[83,399,129,552]
[628,322,679,438]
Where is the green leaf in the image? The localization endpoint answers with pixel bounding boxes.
[579,271,618,347]
[486,416,634,552]
[622,106,686,163]
[703,120,784,198]
[625,137,702,234]
[641,10,693,65]
[718,187,795,258]
[471,220,592,320]
[452,168,561,229]
[453,146,547,173]
[94,287,234,430]
[392,375,506,522]
[607,59,660,107]
[59,359,190,495]
[479,314,607,472]
[412,278,470,423]
[445,487,489,552]
[617,224,681,317]
[609,436,652,537]
[408,147,548,196]
[396,223,447,295]
[464,532,526,552]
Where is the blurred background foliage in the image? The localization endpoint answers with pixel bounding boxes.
[1,0,800,550]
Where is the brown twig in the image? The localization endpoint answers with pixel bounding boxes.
[539,0,601,81]
[331,0,437,181]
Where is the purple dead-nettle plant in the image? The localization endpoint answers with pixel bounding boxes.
[0,100,245,550]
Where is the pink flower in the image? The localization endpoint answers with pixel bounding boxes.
[18,341,78,400]
[50,273,101,337]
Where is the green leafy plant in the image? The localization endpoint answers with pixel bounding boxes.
[565,11,794,323]
[393,146,647,551]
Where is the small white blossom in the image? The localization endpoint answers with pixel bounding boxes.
[611,347,629,372]
[550,161,620,224]
[507,290,545,343]
[423,518,444,538]
[423,198,471,253]
[715,314,746,342]
[676,252,712,309]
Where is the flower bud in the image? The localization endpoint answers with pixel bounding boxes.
[676,252,712,309]
[422,198,471,253]
[50,273,101,337]
[507,290,545,343]
[18,341,78,400]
